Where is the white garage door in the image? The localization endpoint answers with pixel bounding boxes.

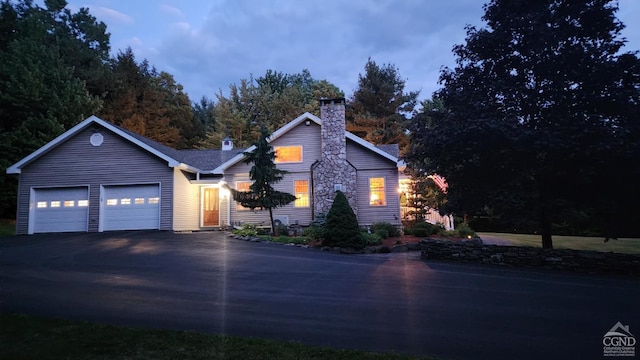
[33,187,89,233]
[103,184,160,231]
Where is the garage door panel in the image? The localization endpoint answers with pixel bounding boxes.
[33,187,88,233]
[103,185,160,231]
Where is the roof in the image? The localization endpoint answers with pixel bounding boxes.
[6,116,242,174]
[212,112,401,174]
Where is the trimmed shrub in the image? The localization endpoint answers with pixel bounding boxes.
[408,221,443,237]
[454,222,476,238]
[371,222,401,238]
[374,228,390,239]
[302,226,325,242]
[232,224,258,236]
[323,191,363,248]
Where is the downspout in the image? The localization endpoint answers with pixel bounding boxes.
[310,160,320,220]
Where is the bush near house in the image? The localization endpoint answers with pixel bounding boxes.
[323,191,365,249]
[404,221,443,237]
[370,222,401,239]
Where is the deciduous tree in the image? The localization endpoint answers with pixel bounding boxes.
[406,0,640,248]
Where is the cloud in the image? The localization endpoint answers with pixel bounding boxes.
[159,4,185,19]
[92,6,134,25]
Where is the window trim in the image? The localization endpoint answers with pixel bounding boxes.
[235,180,252,211]
[274,145,303,164]
[369,177,387,207]
[293,179,309,208]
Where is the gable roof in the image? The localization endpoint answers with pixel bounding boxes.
[212,112,401,174]
[6,116,242,174]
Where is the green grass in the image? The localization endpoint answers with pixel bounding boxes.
[0,220,15,236]
[478,232,640,254]
[258,235,310,245]
[1,313,432,360]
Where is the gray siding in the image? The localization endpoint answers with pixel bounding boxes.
[346,141,395,169]
[16,127,174,234]
[356,168,401,226]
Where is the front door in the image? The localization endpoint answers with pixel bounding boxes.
[203,188,219,227]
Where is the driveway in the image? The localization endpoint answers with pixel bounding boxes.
[1,231,638,360]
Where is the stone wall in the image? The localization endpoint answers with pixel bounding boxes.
[418,239,640,277]
[313,98,357,215]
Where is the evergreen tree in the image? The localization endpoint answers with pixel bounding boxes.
[231,127,296,234]
[323,191,362,248]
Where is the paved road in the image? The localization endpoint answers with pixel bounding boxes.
[1,231,638,360]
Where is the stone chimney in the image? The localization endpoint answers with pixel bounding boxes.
[313,98,357,216]
[221,136,233,151]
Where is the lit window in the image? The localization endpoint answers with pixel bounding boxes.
[148,197,159,204]
[37,202,47,208]
[134,198,145,205]
[78,200,89,207]
[106,199,118,206]
[294,180,309,207]
[236,181,252,210]
[274,146,302,163]
[51,201,61,208]
[64,200,75,207]
[369,177,386,206]
[121,198,131,205]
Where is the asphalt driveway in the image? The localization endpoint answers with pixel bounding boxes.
[1,231,638,360]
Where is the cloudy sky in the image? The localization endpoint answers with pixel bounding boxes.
[67,0,640,103]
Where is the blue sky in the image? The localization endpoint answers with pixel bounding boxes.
[66,0,640,103]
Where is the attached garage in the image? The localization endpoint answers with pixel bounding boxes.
[32,187,89,233]
[102,184,160,231]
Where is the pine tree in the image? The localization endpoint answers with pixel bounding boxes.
[231,126,296,234]
[324,191,362,248]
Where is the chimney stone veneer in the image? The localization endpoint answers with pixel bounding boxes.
[313,98,357,216]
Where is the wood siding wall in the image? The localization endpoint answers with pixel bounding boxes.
[172,169,200,231]
[16,127,174,234]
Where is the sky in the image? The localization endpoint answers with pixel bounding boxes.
[66,0,640,104]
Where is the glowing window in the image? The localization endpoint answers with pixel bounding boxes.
[51,201,61,208]
[294,180,309,207]
[274,146,302,163]
[106,199,118,206]
[134,198,145,205]
[236,181,252,210]
[369,177,386,206]
[37,202,47,208]
[148,197,159,204]
[64,200,75,207]
[78,200,89,207]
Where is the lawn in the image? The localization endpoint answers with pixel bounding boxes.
[0,220,15,236]
[0,313,432,360]
[478,232,640,254]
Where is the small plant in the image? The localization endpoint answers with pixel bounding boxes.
[232,223,258,236]
[454,222,476,238]
[360,232,382,246]
[303,226,325,242]
[374,228,390,239]
[275,223,289,236]
[371,222,401,238]
[323,191,363,249]
[407,221,443,237]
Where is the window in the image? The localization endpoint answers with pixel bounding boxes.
[148,197,159,204]
[106,199,118,206]
[64,200,75,207]
[37,201,47,208]
[236,181,252,210]
[134,198,145,205]
[369,177,386,206]
[50,201,61,208]
[120,198,131,205]
[274,146,302,163]
[294,180,309,207]
[78,200,89,207]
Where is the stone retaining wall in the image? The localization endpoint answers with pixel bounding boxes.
[419,238,640,277]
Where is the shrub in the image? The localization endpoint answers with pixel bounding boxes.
[302,226,325,242]
[323,191,363,248]
[374,228,390,239]
[275,223,289,236]
[360,232,382,246]
[408,221,442,237]
[232,223,258,236]
[371,222,401,238]
[454,222,476,238]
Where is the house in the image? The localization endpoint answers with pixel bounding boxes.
[6,98,405,235]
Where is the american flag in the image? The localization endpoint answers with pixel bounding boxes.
[428,174,448,193]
